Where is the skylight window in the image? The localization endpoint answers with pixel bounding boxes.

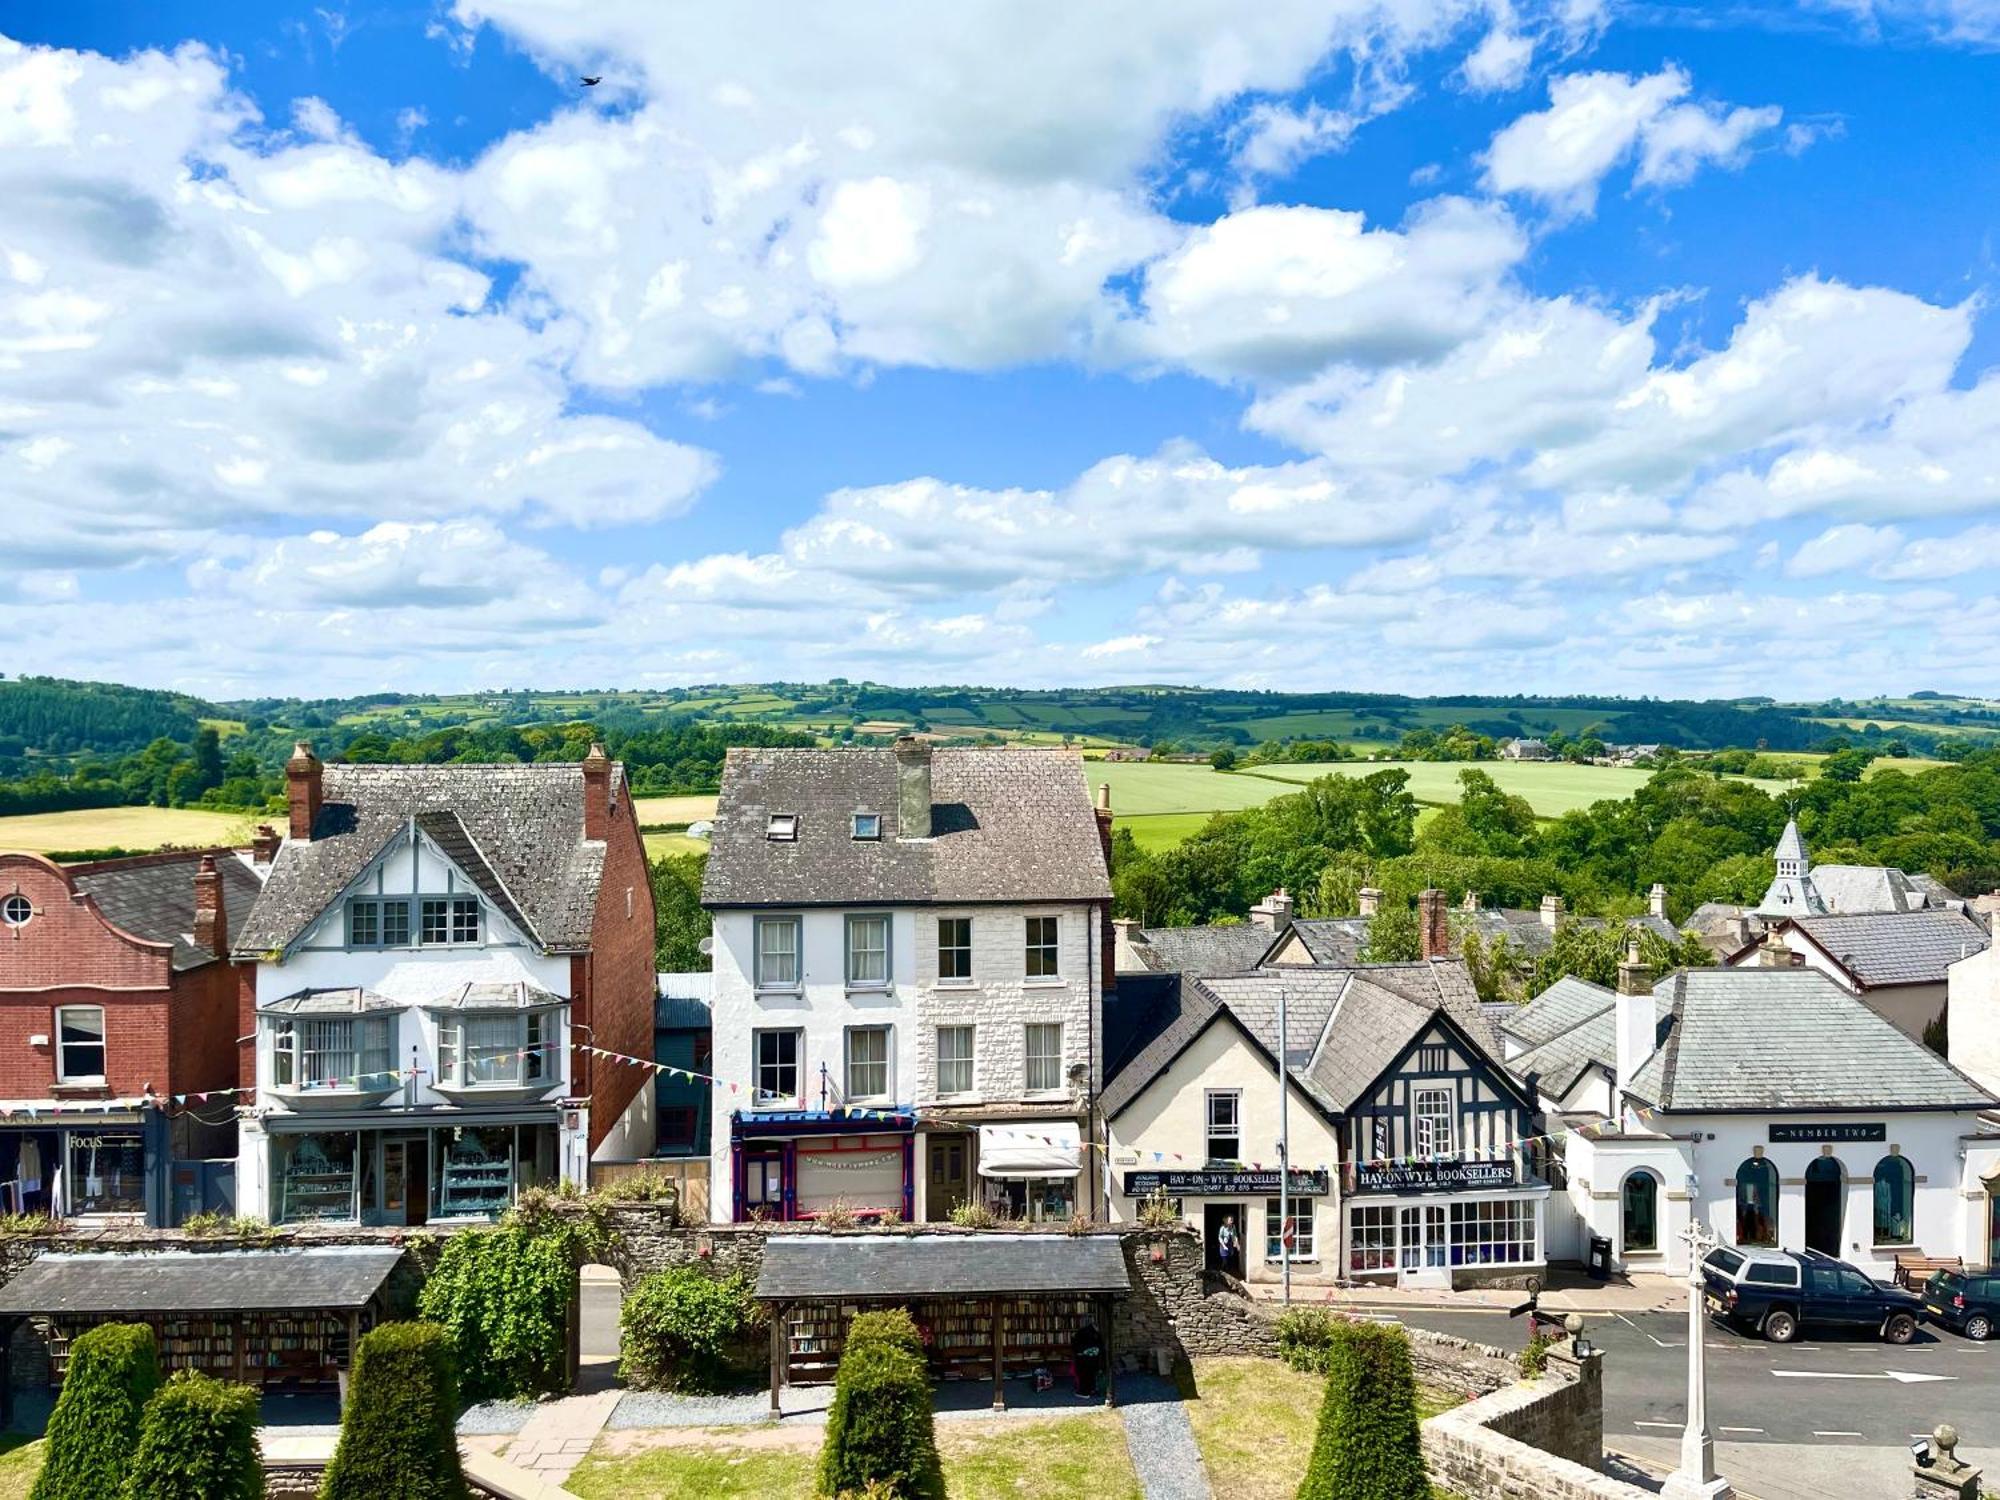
[852,812,881,840]
[766,813,798,841]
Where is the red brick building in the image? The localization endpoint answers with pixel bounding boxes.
[0,847,263,1223]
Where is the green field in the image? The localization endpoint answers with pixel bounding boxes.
[642,832,710,860]
[0,806,257,856]
[632,795,719,827]
[1087,762,1291,816]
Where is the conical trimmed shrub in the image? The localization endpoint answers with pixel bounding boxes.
[124,1369,262,1500]
[842,1307,923,1361]
[1296,1320,1429,1500]
[30,1321,161,1500]
[816,1335,942,1499]
[318,1322,468,1500]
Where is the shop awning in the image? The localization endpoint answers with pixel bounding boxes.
[0,1247,403,1316]
[733,1108,916,1139]
[755,1232,1128,1301]
[978,1121,1080,1179]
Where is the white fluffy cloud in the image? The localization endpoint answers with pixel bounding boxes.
[1483,66,1782,214]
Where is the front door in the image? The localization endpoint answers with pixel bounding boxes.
[376,1138,430,1227]
[1204,1203,1246,1276]
[1804,1158,1844,1256]
[926,1136,969,1220]
[743,1151,785,1220]
[1399,1204,1449,1286]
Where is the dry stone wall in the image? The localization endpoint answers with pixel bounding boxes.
[1421,1347,1651,1500]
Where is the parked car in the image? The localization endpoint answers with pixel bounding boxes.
[1922,1269,1996,1341]
[1700,1246,1923,1344]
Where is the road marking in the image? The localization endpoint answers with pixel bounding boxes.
[1771,1369,1956,1384]
[1613,1312,1682,1349]
[1812,1431,1863,1438]
[1719,1427,1764,1435]
[1633,1420,1681,1430]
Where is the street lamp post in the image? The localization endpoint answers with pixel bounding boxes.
[1663,1219,1732,1500]
[1277,978,1291,1305]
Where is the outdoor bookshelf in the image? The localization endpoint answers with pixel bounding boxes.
[45,1309,358,1388]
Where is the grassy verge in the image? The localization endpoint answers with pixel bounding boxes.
[0,1437,44,1500]
[569,1439,815,1499]
[938,1414,1140,1500]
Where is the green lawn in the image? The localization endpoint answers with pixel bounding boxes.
[1116,812,1222,853]
[568,1413,1141,1500]
[1088,762,1290,817]
[0,1437,44,1500]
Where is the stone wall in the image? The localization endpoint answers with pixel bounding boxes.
[1421,1346,1652,1500]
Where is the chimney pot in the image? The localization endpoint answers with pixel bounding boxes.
[1357,886,1383,918]
[1539,893,1566,930]
[1097,781,1111,813]
[1418,888,1450,961]
[894,736,933,840]
[1249,887,1296,934]
[582,741,612,840]
[193,852,226,957]
[1616,933,1653,997]
[285,741,323,842]
[1461,890,1480,914]
[251,824,280,865]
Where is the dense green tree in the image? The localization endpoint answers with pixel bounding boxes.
[1296,1321,1429,1500]
[652,852,711,971]
[1529,921,1712,995]
[30,1322,161,1500]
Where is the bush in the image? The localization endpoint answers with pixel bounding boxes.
[1136,1189,1179,1230]
[318,1322,468,1500]
[417,1223,579,1400]
[843,1308,923,1361]
[30,1321,161,1500]
[817,1339,942,1500]
[946,1202,996,1229]
[1274,1306,1343,1375]
[1519,1329,1557,1378]
[1296,1322,1429,1500]
[124,1370,261,1500]
[618,1266,757,1392]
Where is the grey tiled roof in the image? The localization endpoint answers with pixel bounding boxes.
[1510,991,1673,1101]
[754,1233,1129,1300]
[257,986,402,1016]
[425,980,567,1011]
[234,762,618,956]
[701,748,1110,907]
[1624,968,1997,1114]
[1503,976,1615,1050]
[0,1247,404,1315]
[1100,980,1227,1120]
[72,851,265,971]
[1809,864,1929,916]
[1786,910,1989,987]
[1286,917,1370,966]
[1126,923,1276,976]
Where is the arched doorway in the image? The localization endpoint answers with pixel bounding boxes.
[1804,1157,1845,1255]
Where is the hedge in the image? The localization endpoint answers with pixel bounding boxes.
[318,1322,469,1500]
[30,1321,161,1500]
[816,1340,942,1500]
[842,1308,923,1362]
[1274,1306,1343,1375]
[124,1370,262,1500]
[1296,1321,1429,1500]
[618,1266,756,1392]
[416,1223,578,1401]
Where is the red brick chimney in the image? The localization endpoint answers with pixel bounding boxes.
[286,742,322,842]
[193,853,227,956]
[1418,888,1450,961]
[251,824,280,865]
[582,742,611,841]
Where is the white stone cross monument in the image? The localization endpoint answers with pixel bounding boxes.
[1663,1219,1734,1500]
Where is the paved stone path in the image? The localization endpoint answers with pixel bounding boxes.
[1112,1373,1212,1500]
[502,1389,622,1483]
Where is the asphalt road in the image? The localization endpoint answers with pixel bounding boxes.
[1389,1303,1999,1500]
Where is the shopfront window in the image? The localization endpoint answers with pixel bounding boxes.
[990,1175,1073,1223]
[1266,1196,1316,1262]
[1872,1155,1915,1246]
[66,1131,144,1216]
[271,1016,394,1091]
[1622,1171,1659,1252]
[1735,1157,1779,1247]
[435,1126,517,1218]
[1449,1199,1537,1265]
[276,1133,358,1223]
[1350,1203,1398,1273]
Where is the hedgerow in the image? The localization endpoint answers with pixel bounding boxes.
[123,1370,261,1500]
[416,1222,580,1400]
[618,1266,757,1392]
[318,1322,468,1500]
[30,1321,161,1500]
[1296,1321,1429,1500]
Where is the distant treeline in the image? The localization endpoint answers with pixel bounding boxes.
[0,676,204,758]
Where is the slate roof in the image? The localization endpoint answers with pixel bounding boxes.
[234,762,618,957]
[1099,979,1227,1120]
[1809,864,1930,916]
[1775,819,1808,863]
[72,851,265,971]
[1624,968,1997,1114]
[1502,976,1615,1050]
[1509,991,1673,1102]
[1283,917,1370,966]
[1785,910,1989,987]
[1102,971,1184,1088]
[257,986,401,1016]
[1124,922,1276,977]
[753,1233,1130,1301]
[0,1247,404,1315]
[701,748,1109,908]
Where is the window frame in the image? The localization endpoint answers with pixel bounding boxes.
[936,1024,975,1096]
[844,912,892,991]
[936,916,973,985]
[1621,1170,1660,1253]
[272,1014,394,1093]
[754,915,803,991]
[0,893,32,927]
[1872,1154,1916,1247]
[766,813,798,841]
[1024,915,1061,981]
[1205,1089,1242,1165]
[753,1028,804,1109]
[851,812,881,840]
[1735,1157,1780,1248]
[436,1010,556,1089]
[54,1004,107,1084]
[1266,1195,1316,1262]
[1411,1086,1455,1158]
[1023,1022,1064,1094]
[845,1025,891,1102]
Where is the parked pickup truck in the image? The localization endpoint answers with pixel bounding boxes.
[1700,1245,1923,1344]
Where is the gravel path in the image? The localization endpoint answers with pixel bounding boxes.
[1113,1373,1213,1500]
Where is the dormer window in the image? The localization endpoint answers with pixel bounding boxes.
[852,812,881,840]
[767,813,798,841]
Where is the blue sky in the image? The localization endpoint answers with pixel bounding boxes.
[4,1,1999,699]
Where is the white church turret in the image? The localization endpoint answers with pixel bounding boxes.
[1754,817,1825,919]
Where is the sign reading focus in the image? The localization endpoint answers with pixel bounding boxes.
[1123,1169,1330,1198]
